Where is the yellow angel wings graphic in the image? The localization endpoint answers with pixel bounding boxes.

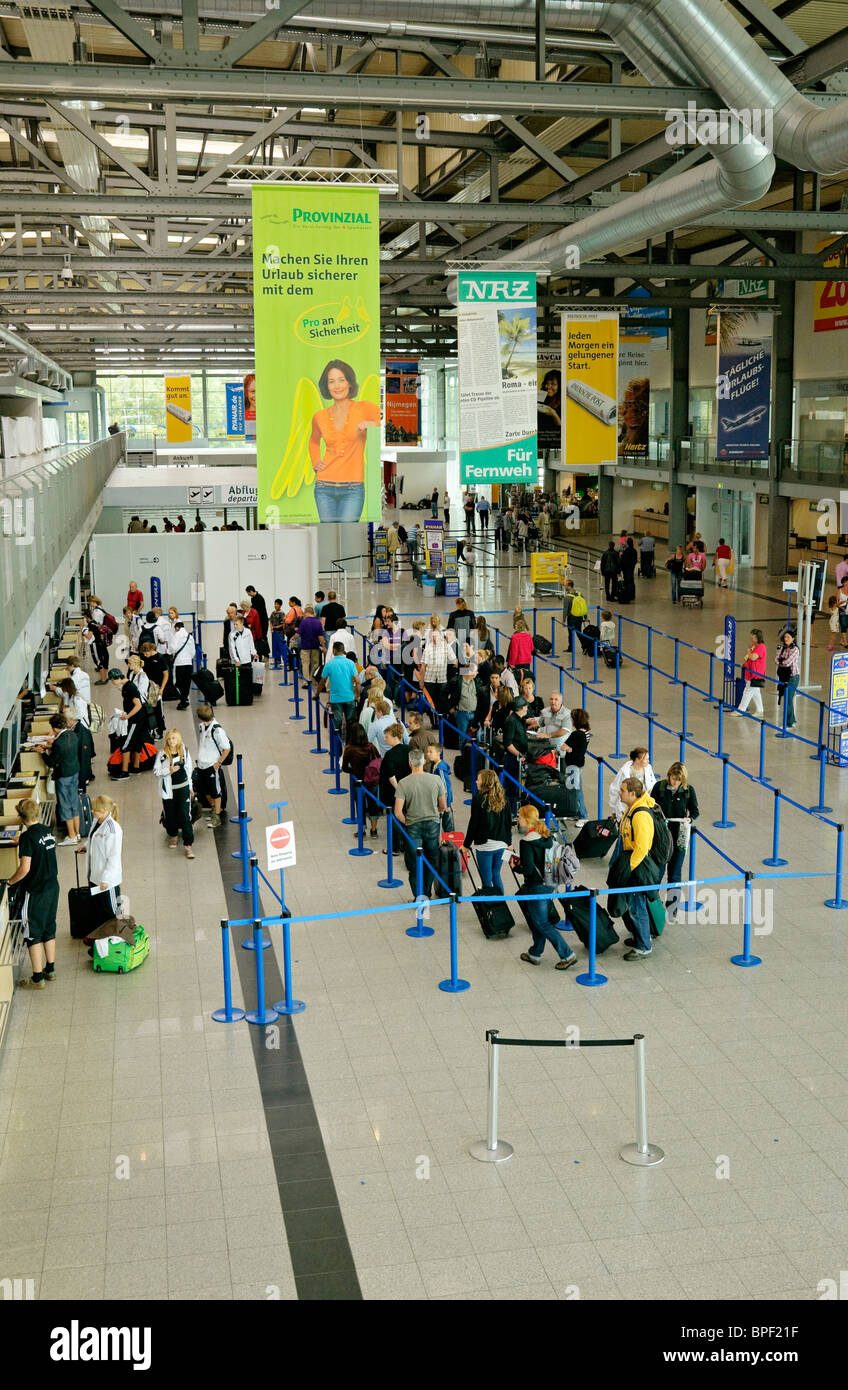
[270,376,323,501]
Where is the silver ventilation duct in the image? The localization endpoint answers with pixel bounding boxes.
[638,0,848,175]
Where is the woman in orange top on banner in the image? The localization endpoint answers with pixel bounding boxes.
[309,360,380,522]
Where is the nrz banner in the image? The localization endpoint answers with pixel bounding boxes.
[458,271,538,485]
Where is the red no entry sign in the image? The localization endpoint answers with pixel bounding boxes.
[266,820,296,871]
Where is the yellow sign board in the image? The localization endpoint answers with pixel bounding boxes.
[165,376,192,443]
[531,551,567,582]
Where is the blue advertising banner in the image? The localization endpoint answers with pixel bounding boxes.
[829,652,848,728]
[150,576,161,609]
[723,615,736,683]
[625,287,668,345]
[226,382,244,436]
[716,310,772,460]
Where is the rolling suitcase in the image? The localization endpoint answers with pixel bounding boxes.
[440,829,468,871]
[563,886,619,953]
[224,663,253,707]
[453,746,472,793]
[68,856,116,941]
[533,634,552,655]
[573,817,618,860]
[511,863,561,928]
[92,922,150,973]
[602,646,620,669]
[252,660,265,698]
[78,792,93,840]
[193,666,224,706]
[466,853,513,939]
[437,842,463,897]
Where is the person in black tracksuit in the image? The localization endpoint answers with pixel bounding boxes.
[154,730,196,859]
[7,799,59,988]
[110,669,145,777]
[652,763,699,917]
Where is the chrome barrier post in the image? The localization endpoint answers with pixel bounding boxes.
[762,787,787,866]
[211,919,245,1023]
[811,744,833,815]
[245,916,277,1026]
[824,824,848,910]
[576,890,607,988]
[469,1030,514,1162]
[731,871,762,968]
[620,1035,665,1166]
[439,893,470,994]
[406,848,434,938]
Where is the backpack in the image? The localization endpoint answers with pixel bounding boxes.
[144,679,161,707]
[101,612,119,636]
[634,804,673,867]
[363,748,382,787]
[397,524,408,544]
[211,723,234,766]
[571,593,588,619]
[138,624,157,651]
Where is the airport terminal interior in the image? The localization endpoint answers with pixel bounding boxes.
[2,0,848,1330]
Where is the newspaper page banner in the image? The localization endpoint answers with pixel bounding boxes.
[252,186,382,524]
[815,239,848,333]
[165,377,192,443]
[716,309,772,460]
[385,359,421,445]
[458,271,538,485]
[562,312,619,468]
[617,340,651,460]
[536,347,562,455]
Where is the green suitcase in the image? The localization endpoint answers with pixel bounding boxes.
[92,924,150,974]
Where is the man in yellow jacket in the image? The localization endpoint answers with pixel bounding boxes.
[618,776,662,960]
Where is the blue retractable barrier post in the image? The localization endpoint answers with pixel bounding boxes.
[812,701,825,762]
[349,781,373,856]
[758,719,769,783]
[762,787,787,867]
[407,848,434,938]
[681,682,690,737]
[684,829,704,913]
[379,813,403,889]
[245,917,277,1025]
[278,637,289,687]
[439,894,470,993]
[230,752,252,828]
[289,663,304,721]
[610,699,621,758]
[343,773,357,825]
[776,682,790,739]
[731,872,761,968]
[212,918,245,1023]
[327,719,345,795]
[824,824,848,910]
[647,715,654,768]
[672,637,680,685]
[643,664,654,718]
[242,851,271,950]
[268,801,304,1013]
[811,745,833,815]
[550,616,556,657]
[596,759,604,818]
[576,890,606,988]
[233,798,252,892]
[716,699,724,758]
[311,691,324,755]
[302,679,314,736]
[712,755,735,830]
[589,639,601,685]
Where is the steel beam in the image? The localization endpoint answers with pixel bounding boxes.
[780,27,848,85]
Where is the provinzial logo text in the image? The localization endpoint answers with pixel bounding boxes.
[292,208,371,224]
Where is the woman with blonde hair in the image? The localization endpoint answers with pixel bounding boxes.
[154,729,196,857]
[464,769,511,896]
[77,794,123,916]
[421,612,450,710]
[510,804,578,969]
[652,761,699,918]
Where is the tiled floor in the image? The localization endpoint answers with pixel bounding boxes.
[1,540,846,1301]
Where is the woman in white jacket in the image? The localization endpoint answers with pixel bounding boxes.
[608,747,656,822]
[77,794,123,917]
[169,622,196,710]
[154,729,195,857]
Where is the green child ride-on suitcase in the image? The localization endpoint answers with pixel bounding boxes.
[92,923,150,974]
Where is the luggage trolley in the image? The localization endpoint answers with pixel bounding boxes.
[679,572,704,608]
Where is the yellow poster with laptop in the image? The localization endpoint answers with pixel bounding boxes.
[530,551,567,582]
[562,311,618,467]
[164,376,192,443]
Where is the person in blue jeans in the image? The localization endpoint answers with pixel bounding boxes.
[512,805,577,969]
[614,778,663,960]
[665,545,685,604]
[652,762,699,918]
[269,599,286,669]
[775,630,801,729]
[464,770,511,895]
[426,739,454,831]
[324,643,360,739]
[394,749,446,898]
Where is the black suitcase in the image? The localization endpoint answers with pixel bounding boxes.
[223,664,253,707]
[466,855,513,939]
[453,746,472,793]
[602,646,620,669]
[437,842,463,897]
[533,634,552,655]
[573,817,618,859]
[516,883,561,928]
[68,857,116,941]
[193,667,224,705]
[578,624,600,657]
[216,656,232,677]
[442,718,460,750]
[563,886,619,953]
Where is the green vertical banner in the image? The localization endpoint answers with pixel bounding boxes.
[458,271,537,485]
[252,186,382,525]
